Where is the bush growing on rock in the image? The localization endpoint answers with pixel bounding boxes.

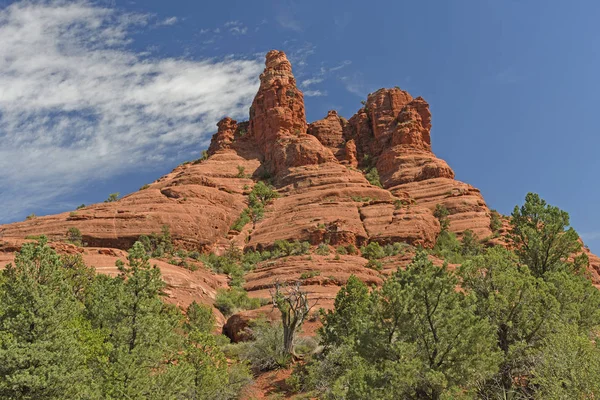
[364,167,382,187]
[215,287,261,316]
[66,227,83,246]
[315,243,330,256]
[360,241,385,260]
[104,192,119,203]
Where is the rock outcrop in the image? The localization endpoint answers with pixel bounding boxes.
[1,49,598,336]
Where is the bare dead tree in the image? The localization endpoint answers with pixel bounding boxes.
[270,280,318,357]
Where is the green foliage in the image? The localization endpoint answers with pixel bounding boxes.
[531,324,600,399]
[76,204,86,210]
[383,242,406,257]
[459,247,556,396]
[300,270,321,279]
[432,230,464,263]
[320,275,371,348]
[460,229,482,257]
[236,165,246,178]
[66,227,83,246]
[193,150,209,164]
[490,209,502,232]
[183,330,251,400]
[231,209,251,232]
[365,259,383,271]
[306,252,499,399]
[335,246,348,255]
[272,239,310,258]
[138,224,174,258]
[0,238,96,399]
[351,196,371,202]
[215,287,261,316]
[0,239,250,399]
[139,184,150,190]
[346,243,358,255]
[360,241,385,260]
[434,203,450,231]
[25,213,36,220]
[185,301,215,334]
[232,181,280,231]
[459,245,600,397]
[510,192,585,276]
[105,192,119,202]
[315,243,330,256]
[234,320,291,372]
[364,167,382,187]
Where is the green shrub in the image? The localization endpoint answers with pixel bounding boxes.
[236,165,246,178]
[231,209,251,232]
[434,204,450,231]
[26,213,36,220]
[383,242,406,257]
[76,204,86,210]
[346,244,358,255]
[215,287,261,316]
[105,192,119,203]
[138,225,174,258]
[351,196,371,203]
[360,242,385,260]
[336,246,348,255]
[193,150,209,164]
[184,301,215,333]
[365,259,383,271]
[235,320,291,372]
[66,227,83,246]
[490,209,502,232]
[364,167,382,187]
[432,230,464,264]
[315,243,330,256]
[300,270,321,280]
[461,229,482,257]
[139,184,150,190]
[250,181,279,205]
[201,252,245,287]
[273,240,311,258]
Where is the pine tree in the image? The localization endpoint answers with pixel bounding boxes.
[0,238,97,399]
[510,192,587,276]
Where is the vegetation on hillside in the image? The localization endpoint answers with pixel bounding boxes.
[3,193,599,399]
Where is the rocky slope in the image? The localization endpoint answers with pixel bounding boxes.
[1,50,598,333]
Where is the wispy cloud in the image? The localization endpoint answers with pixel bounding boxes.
[158,16,178,26]
[340,72,374,97]
[301,77,323,88]
[224,20,247,35]
[0,0,262,221]
[304,90,327,97]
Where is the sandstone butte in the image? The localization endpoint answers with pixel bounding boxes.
[1,50,599,338]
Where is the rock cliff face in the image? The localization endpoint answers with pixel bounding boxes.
[1,50,598,331]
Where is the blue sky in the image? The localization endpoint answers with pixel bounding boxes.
[1,0,599,253]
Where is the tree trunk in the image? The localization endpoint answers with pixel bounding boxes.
[283,324,295,355]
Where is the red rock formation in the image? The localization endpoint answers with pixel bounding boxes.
[247,50,335,175]
[207,117,237,155]
[1,49,599,338]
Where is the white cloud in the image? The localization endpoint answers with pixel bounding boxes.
[0,0,263,222]
[301,77,323,88]
[303,90,326,97]
[224,20,247,35]
[158,16,178,26]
